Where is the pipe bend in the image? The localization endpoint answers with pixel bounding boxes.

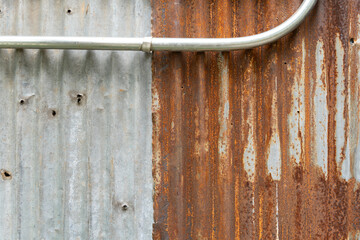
[151,0,318,51]
[0,0,317,52]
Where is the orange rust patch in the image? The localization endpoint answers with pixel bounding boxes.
[152,0,360,239]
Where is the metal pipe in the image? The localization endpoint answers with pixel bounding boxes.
[0,36,145,51]
[152,0,318,51]
[0,0,317,52]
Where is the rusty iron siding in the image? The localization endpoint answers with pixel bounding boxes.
[152,0,360,239]
[0,0,152,239]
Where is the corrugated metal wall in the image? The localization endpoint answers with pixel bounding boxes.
[152,0,360,239]
[1,0,360,239]
[0,1,152,239]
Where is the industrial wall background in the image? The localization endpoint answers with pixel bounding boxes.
[0,0,359,240]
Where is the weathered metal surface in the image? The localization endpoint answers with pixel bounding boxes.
[152,0,360,239]
[0,1,152,239]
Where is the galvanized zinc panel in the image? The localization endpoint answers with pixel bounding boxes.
[0,1,152,239]
[152,0,360,239]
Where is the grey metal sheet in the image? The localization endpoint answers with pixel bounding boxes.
[0,1,152,239]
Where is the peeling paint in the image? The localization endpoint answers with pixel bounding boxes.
[313,40,328,177]
[267,79,281,181]
[335,34,351,180]
[244,126,256,183]
[288,39,306,166]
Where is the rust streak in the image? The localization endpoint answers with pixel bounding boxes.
[151,0,360,239]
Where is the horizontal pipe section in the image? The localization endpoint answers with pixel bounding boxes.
[0,36,144,51]
[0,0,317,51]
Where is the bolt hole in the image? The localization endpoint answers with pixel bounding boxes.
[77,94,83,104]
[19,99,25,105]
[121,203,129,211]
[52,110,57,116]
[1,169,12,180]
[350,38,355,44]
[67,9,72,14]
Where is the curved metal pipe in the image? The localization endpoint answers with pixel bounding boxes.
[0,0,317,52]
[152,0,317,51]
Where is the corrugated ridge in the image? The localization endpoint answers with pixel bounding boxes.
[152,0,360,239]
[0,1,152,239]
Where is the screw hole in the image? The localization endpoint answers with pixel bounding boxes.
[350,38,355,44]
[77,94,83,105]
[67,9,72,14]
[19,99,25,105]
[284,62,287,65]
[52,110,57,116]
[1,169,12,180]
[121,203,129,211]
[297,110,300,113]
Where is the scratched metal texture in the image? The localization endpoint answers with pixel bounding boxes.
[152,0,360,239]
[0,1,152,239]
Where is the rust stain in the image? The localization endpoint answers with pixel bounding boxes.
[85,4,89,16]
[152,0,360,239]
[0,169,12,180]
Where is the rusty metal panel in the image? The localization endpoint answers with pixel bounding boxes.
[0,0,152,239]
[152,0,360,239]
